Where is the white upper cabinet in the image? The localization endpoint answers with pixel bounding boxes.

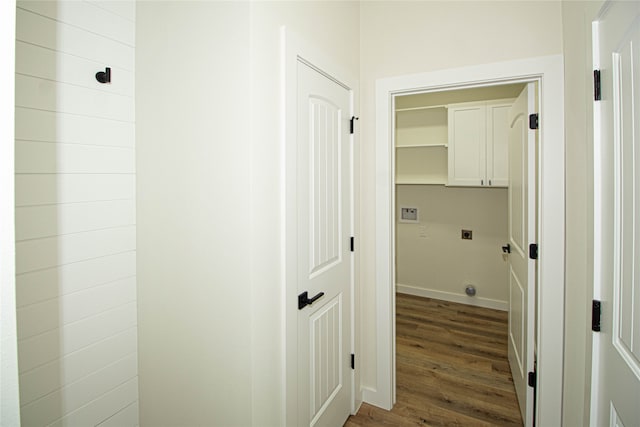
[447,99,513,187]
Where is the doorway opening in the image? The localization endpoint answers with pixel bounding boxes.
[393,83,530,425]
[394,84,525,307]
[369,56,565,427]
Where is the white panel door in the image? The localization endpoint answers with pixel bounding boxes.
[507,83,536,427]
[592,2,640,426]
[296,60,352,427]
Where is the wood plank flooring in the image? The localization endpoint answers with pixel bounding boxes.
[345,294,523,426]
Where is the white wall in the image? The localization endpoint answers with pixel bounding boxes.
[136,2,253,426]
[396,186,509,309]
[359,0,563,397]
[561,1,604,425]
[14,1,138,425]
[136,2,359,425]
[1,0,20,425]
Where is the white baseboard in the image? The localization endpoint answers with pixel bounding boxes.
[396,283,508,311]
[361,386,392,411]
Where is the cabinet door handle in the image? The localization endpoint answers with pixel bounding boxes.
[489,179,492,186]
[481,179,484,186]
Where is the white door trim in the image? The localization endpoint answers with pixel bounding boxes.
[281,27,358,426]
[1,0,20,424]
[371,55,565,426]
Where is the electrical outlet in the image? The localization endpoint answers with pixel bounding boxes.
[418,226,427,238]
[461,229,472,240]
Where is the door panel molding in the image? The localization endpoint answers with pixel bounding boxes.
[509,266,525,375]
[309,294,343,425]
[308,95,343,278]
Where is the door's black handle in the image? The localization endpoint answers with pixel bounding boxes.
[502,243,511,254]
[298,291,325,310]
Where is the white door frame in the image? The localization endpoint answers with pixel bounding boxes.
[281,27,358,426]
[370,55,565,426]
[1,0,20,424]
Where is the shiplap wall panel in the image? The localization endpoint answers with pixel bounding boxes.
[15,1,138,425]
[15,199,136,241]
[16,226,136,274]
[96,401,138,427]
[19,328,137,405]
[15,141,135,174]
[87,0,135,22]
[15,174,135,206]
[15,108,135,147]
[16,41,134,97]
[17,276,136,340]
[18,1,135,46]
[15,74,134,122]
[18,302,137,373]
[16,8,134,71]
[19,353,137,427]
[16,252,136,308]
[47,378,138,427]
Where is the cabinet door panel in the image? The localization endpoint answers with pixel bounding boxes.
[487,103,511,187]
[447,105,486,186]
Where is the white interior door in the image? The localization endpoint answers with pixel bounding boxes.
[296,60,352,427]
[507,83,536,427]
[592,2,640,426]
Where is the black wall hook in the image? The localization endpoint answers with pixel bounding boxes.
[95,67,111,84]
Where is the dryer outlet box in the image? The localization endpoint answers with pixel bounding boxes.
[400,207,419,223]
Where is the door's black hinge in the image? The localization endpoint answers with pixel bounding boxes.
[528,370,536,388]
[529,113,539,130]
[529,243,538,260]
[592,300,602,332]
[350,116,359,134]
[530,360,538,426]
[351,353,355,370]
[350,236,354,252]
[594,69,602,101]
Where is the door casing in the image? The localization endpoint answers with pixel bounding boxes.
[371,55,565,426]
[281,27,358,426]
[1,0,20,425]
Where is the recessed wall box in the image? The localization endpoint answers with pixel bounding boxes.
[399,206,419,223]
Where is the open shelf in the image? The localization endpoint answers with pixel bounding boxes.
[395,104,447,112]
[396,143,447,148]
[395,106,448,185]
[396,106,447,148]
[395,145,447,186]
[395,178,448,185]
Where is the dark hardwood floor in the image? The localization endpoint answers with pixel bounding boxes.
[345,293,523,426]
